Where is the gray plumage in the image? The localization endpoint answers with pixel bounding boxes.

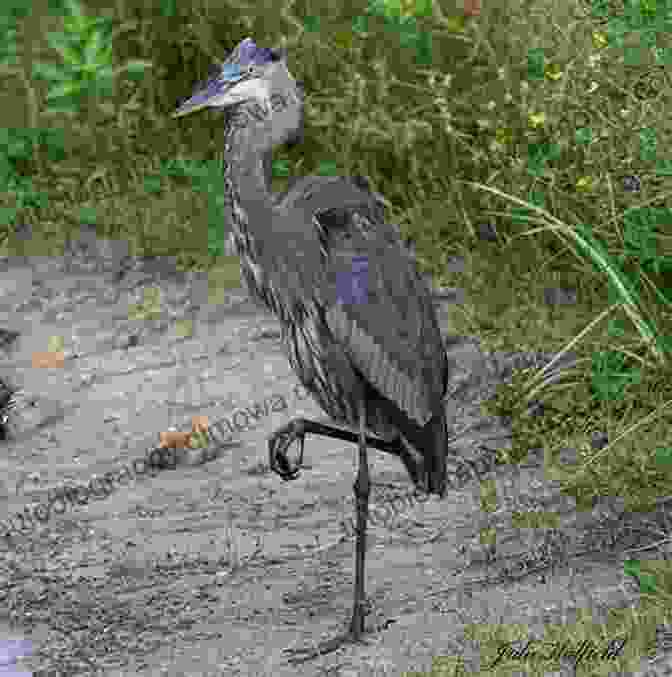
[174,37,449,658]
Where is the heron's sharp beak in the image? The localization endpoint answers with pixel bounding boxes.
[172,84,236,118]
[172,97,211,118]
[172,65,251,118]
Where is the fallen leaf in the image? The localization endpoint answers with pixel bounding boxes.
[189,431,209,448]
[32,351,64,368]
[175,319,193,338]
[464,0,481,16]
[48,335,64,352]
[191,415,209,433]
[159,431,192,448]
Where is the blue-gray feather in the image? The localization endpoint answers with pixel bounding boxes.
[175,37,448,495]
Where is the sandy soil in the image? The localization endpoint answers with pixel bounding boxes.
[0,227,668,676]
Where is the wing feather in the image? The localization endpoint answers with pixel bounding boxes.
[319,212,446,426]
[257,191,446,428]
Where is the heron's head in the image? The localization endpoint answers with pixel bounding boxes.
[173,37,304,148]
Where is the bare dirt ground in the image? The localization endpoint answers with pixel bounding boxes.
[0,226,669,676]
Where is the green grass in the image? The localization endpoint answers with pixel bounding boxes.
[2,0,672,669]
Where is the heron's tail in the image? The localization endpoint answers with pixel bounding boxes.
[396,408,448,497]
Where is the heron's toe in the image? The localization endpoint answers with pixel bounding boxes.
[268,423,303,480]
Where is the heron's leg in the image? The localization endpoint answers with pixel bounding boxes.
[350,397,370,639]
[284,401,382,664]
[269,417,402,481]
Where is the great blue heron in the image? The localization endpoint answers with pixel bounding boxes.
[173,38,450,659]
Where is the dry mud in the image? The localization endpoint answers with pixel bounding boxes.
[0,226,669,676]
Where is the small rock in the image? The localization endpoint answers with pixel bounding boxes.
[477,222,498,241]
[543,286,578,306]
[0,329,20,351]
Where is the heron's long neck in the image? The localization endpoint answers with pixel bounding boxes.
[222,121,290,319]
[222,123,275,260]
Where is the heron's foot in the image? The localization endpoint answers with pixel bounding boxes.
[284,617,395,664]
[284,629,370,664]
[268,418,307,481]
